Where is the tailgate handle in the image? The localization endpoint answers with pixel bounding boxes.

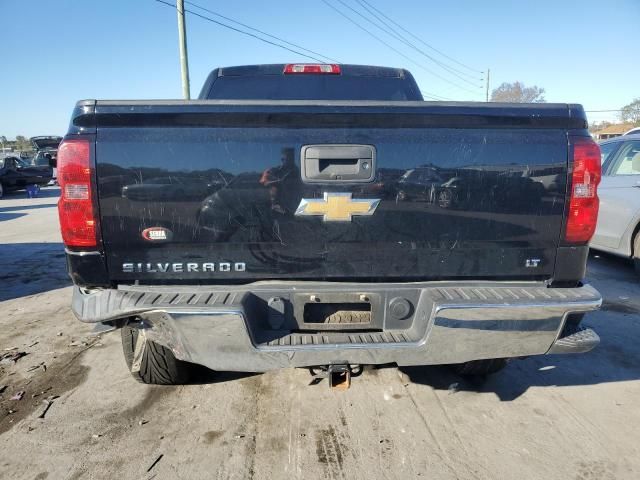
[301,144,376,183]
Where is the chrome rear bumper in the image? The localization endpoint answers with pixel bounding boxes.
[72,281,601,371]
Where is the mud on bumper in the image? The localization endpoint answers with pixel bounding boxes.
[72,282,602,372]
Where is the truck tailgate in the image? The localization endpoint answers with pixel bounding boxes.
[92,101,580,283]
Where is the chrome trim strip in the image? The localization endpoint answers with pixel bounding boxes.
[65,248,101,256]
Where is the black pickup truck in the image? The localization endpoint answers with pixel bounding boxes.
[58,64,602,387]
[0,156,53,198]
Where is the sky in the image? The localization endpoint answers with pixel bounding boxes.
[1,0,638,138]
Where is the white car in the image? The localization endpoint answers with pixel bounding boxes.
[591,134,640,274]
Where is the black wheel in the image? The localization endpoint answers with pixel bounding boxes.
[121,325,191,385]
[450,358,509,376]
[633,231,640,276]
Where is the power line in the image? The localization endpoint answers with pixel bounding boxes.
[420,90,454,101]
[584,109,622,113]
[184,0,340,64]
[353,0,482,85]
[359,0,483,75]
[153,0,329,63]
[336,0,481,90]
[322,0,481,97]
[356,0,479,83]
[155,0,462,101]
[321,0,452,99]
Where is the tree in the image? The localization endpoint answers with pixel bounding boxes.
[15,135,26,150]
[490,81,546,103]
[619,98,640,126]
[588,120,611,134]
[15,135,29,151]
[0,136,6,152]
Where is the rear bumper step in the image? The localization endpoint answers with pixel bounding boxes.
[72,281,601,371]
[548,326,600,354]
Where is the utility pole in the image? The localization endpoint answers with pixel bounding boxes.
[485,68,490,102]
[176,0,191,99]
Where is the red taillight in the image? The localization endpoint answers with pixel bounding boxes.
[57,138,97,248]
[283,64,341,74]
[565,137,601,244]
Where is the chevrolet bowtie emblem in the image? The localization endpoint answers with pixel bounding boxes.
[295,193,380,222]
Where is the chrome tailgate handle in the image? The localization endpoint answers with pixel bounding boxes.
[301,144,376,183]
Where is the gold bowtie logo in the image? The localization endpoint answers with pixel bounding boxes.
[295,193,380,222]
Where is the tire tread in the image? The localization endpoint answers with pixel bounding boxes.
[121,326,190,385]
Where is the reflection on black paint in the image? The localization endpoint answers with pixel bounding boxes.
[395,164,559,213]
[120,175,227,202]
[95,127,568,280]
[259,148,301,215]
[198,147,308,242]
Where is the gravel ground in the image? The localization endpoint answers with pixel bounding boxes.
[0,187,639,480]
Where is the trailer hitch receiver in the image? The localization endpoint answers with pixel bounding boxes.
[309,364,362,390]
[329,364,351,390]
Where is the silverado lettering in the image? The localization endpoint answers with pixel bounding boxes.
[122,262,247,273]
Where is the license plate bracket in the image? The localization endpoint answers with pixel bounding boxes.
[292,292,382,331]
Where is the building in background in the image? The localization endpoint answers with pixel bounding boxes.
[592,123,636,140]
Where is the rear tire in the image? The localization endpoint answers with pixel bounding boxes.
[633,231,640,276]
[121,325,191,385]
[451,358,509,376]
